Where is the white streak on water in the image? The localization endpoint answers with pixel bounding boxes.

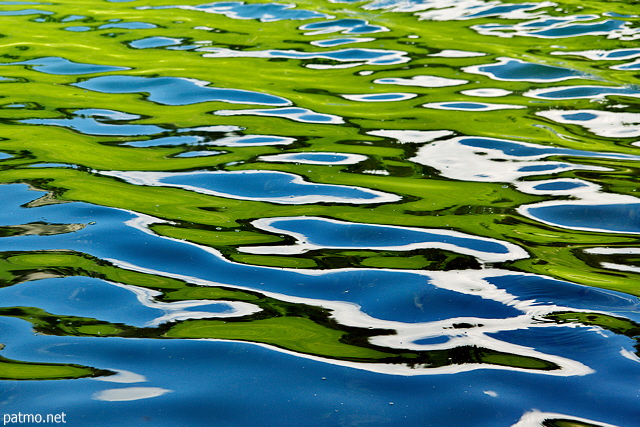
[93,387,172,402]
[511,410,620,427]
[375,75,468,88]
[537,109,640,138]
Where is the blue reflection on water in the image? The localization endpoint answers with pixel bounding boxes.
[0,57,129,75]
[73,76,291,106]
[527,85,640,100]
[99,22,156,29]
[21,109,163,136]
[466,3,540,18]
[248,216,514,255]
[215,106,343,124]
[489,274,639,313]
[64,26,92,32]
[301,18,388,34]
[530,19,626,37]
[200,47,410,66]
[124,135,204,147]
[527,203,640,234]
[0,8,52,14]
[142,2,329,22]
[155,170,399,204]
[2,334,636,426]
[465,58,584,82]
[129,37,183,49]
[259,152,366,165]
[343,93,416,102]
[531,181,588,191]
[459,137,638,160]
[0,277,160,327]
[174,150,224,157]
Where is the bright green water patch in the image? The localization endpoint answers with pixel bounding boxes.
[0,353,107,381]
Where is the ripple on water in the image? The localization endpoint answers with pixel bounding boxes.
[0,57,129,75]
[100,170,401,204]
[214,106,343,124]
[342,92,417,102]
[0,276,259,327]
[300,18,389,34]
[258,152,367,165]
[367,129,454,143]
[199,47,410,66]
[463,57,589,82]
[537,109,640,138]
[0,8,53,15]
[128,37,184,49]
[522,202,640,235]
[472,14,639,40]
[99,22,157,30]
[241,216,528,263]
[311,37,375,47]
[139,2,331,22]
[422,101,524,111]
[20,108,163,136]
[374,75,468,88]
[460,88,512,97]
[526,85,640,100]
[73,75,292,106]
[410,136,636,183]
[583,247,640,274]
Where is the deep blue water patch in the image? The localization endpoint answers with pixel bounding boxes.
[466,3,539,18]
[530,19,626,38]
[468,58,581,82]
[488,274,640,315]
[458,137,637,160]
[529,85,640,100]
[288,153,349,162]
[531,181,588,191]
[615,61,640,70]
[156,171,396,204]
[259,217,511,254]
[0,276,162,327]
[527,203,640,234]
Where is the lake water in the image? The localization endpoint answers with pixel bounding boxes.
[0,0,639,425]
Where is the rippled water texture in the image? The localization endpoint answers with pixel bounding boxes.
[0,0,639,426]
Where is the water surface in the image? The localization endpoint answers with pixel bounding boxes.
[0,0,639,426]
